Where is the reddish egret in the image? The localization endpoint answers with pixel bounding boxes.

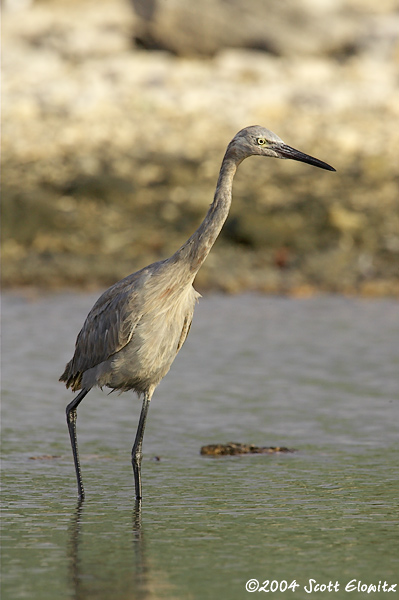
[60,125,335,501]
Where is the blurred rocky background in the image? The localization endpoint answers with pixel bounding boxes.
[2,0,399,295]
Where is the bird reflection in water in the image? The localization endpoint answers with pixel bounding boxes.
[67,500,149,600]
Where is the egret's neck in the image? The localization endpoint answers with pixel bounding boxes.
[172,153,238,274]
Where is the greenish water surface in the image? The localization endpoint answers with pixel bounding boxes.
[2,293,398,599]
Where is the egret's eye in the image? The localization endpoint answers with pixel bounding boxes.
[257,138,267,146]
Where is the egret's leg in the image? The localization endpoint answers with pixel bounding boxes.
[132,391,152,501]
[66,389,90,501]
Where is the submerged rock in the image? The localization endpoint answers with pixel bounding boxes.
[200,443,295,456]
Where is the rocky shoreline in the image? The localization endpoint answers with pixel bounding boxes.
[2,0,399,295]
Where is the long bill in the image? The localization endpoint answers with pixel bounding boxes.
[276,143,336,171]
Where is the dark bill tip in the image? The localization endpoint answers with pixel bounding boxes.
[277,144,336,172]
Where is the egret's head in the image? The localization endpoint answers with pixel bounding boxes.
[228,125,335,171]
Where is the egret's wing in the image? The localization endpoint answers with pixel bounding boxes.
[60,273,143,389]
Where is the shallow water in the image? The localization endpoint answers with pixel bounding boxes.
[2,292,399,599]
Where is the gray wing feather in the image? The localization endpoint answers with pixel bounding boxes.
[60,272,144,389]
[176,315,193,353]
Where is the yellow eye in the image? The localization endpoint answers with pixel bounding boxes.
[257,138,266,146]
